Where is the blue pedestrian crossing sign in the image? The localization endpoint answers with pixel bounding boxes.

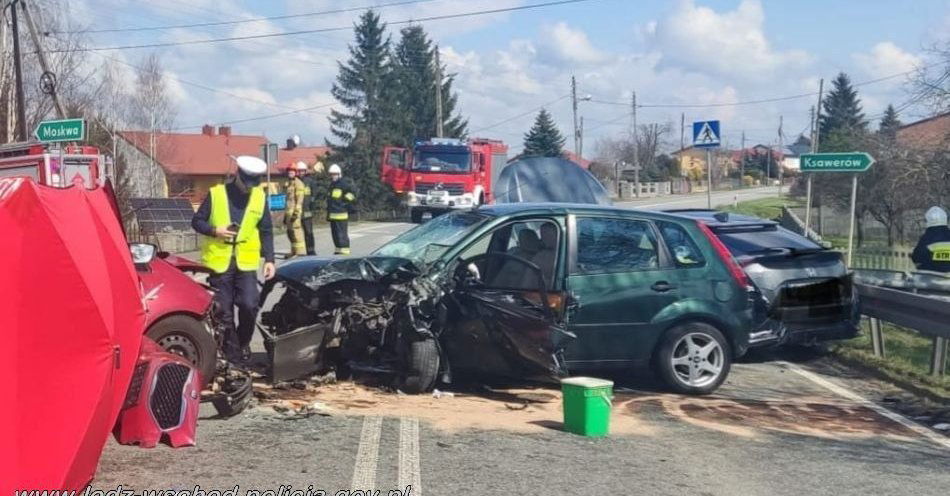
[692,120,721,148]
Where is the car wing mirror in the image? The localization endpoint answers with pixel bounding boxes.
[130,243,157,265]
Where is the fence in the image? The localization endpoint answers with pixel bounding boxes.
[780,206,916,271]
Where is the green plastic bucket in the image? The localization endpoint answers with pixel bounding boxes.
[560,377,614,437]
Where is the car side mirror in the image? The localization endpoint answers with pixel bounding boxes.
[130,243,157,265]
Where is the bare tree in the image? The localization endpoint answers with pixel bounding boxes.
[912,42,950,113]
[595,122,673,181]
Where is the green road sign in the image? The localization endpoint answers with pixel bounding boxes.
[800,152,874,172]
[34,118,85,143]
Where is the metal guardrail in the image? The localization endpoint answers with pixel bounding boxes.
[853,275,950,377]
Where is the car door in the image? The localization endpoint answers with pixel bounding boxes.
[563,214,681,368]
[441,217,572,380]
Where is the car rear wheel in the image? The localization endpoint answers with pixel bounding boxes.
[147,315,217,389]
[397,338,440,394]
[654,322,731,395]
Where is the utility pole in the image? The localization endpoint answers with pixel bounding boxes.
[10,0,27,141]
[804,78,824,236]
[679,112,685,151]
[22,0,65,119]
[632,91,640,198]
[740,131,746,188]
[777,115,784,197]
[434,46,444,138]
[578,116,584,158]
[571,75,579,156]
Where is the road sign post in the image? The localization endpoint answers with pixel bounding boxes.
[799,152,875,266]
[34,118,85,143]
[692,120,721,208]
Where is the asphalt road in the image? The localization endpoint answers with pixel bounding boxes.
[96,190,950,495]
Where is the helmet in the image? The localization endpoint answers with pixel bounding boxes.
[328,164,342,175]
[925,206,948,228]
[295,161,308,171]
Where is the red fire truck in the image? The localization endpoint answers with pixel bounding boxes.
[381,137,509,223]
[0,141,107,188]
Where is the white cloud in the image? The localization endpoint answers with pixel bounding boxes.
[648,0,810,80]
[539,22,606,65]
[853,41,922,80]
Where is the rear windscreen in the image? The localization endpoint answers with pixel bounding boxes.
[716,226,820,256]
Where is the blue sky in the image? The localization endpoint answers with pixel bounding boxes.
[72,0,950,156]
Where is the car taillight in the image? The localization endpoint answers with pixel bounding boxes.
[696,221,752,288]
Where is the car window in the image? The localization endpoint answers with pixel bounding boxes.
[716,226,820,257]
[657,220,706,267]
[575,217,659,274]
[461,219,560,290]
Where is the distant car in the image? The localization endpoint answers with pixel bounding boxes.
[666,209,860,347]
[262,203,762,395]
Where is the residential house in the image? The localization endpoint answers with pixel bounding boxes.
[896,111,950,149]
[672,146,736,181]
[118,125,328,204]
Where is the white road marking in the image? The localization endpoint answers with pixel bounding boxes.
[780,361,950,449]
[398,417,422,496]
[351,416,383,489]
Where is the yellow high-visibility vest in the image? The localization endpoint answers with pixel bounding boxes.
[201,184,265,273]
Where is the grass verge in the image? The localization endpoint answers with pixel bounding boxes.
[833,321,950,399]
[715,196,803,221]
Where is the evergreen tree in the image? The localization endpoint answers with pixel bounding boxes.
[819,72,867,145]
[522,109,566,158]
[327,10,399,209]
[878,104,902,138]
[390,26,467,144]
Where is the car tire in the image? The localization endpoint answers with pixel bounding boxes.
[410,208,424,224]
[397,338,440,394]
[654,322,731,395]
[146,315,217,389]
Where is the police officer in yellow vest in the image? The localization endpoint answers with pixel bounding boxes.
[327,163,356,255]
[284,162,308,257]
[192,155,276,364]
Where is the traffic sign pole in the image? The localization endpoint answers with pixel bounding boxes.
[804,174,813,236]
[706,148,712,209]
[847,175,858,267]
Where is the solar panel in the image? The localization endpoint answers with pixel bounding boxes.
[130,198,196,234]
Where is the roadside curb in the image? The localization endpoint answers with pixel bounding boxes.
[831,352,950,405]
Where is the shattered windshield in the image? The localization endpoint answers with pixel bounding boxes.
[373,211,488,264]
[412,151,471,173]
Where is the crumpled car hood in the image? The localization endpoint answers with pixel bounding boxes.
[276,255,421,290]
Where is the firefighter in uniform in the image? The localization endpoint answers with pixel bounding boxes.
[191,156,276,364]
[284,162,307,257]
[912,206,950,273]
[301,161,323,256]
[327,163,357,255]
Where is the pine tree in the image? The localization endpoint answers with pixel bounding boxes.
[878,104,902,138]
[390,26,467,144]
[327,10,399,209]
[522,109,566,158]
[819,72,867,144]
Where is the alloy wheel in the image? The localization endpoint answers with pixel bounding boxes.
[670,332,724,388]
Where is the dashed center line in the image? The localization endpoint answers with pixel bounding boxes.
[351,416,383,490]
[398,417,422,496]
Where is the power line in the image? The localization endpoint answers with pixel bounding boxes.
[470,94,570,134]
[585,65,939,110]
[53,0,441,35]
[45,0,598,53]
[170,103,336,131]
[86,50,333,116]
